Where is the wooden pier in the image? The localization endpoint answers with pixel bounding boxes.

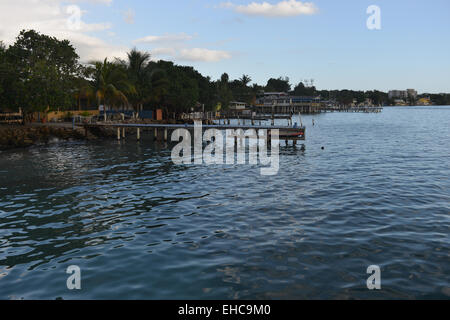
[83,122,306,145]
[321,106,383,113]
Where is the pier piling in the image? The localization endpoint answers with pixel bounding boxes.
[85,123,306,146]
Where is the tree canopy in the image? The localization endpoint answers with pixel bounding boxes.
[2,30,81,116]
[266,77,291,92]
[0,29,446,118]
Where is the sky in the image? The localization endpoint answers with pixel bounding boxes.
[0,0,449,93]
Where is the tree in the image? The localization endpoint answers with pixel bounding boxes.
[74,70,95,111]
[123,48,152,112]
[89,58,136,111]
[0,42,6,104]
[220,73,229,85]
[217,73,233,109]
[5,30,82,119]
[266,77,290,92]
[239,74,252,87]
[0,41,23,113]
[336,90,354,105]
[293,82,316,96]
[147,68,169,107]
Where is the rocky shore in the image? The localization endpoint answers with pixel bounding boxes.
[0,119,211,151]
[0,124,113,151]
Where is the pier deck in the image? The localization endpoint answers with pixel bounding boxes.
[83,122,306,144]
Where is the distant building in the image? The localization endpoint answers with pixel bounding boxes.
[255,92,320,106]
[262,92,289,98]
[254,92,322,113]
[229,101,247,110]
[388,90,408,100]
[388,89,418,100]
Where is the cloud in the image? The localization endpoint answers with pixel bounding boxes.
[150,47,177,56]
[220,0,318,17]
[134,33,194,44]
[134,33,231,62]
[148,47,232,63]
[70,0,113,4]
[178,48,232,62]
[0,0,126,62]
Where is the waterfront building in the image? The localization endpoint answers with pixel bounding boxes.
[254,92,322,113]
[229,101,247,111]
[388,90,408,100]
[388,89,418,100]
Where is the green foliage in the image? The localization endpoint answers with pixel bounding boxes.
[215,73,232,109]
[316,89,389,106]
[366,90,388,105]
[151,61,199,114]
[3,30,81,115]
[88,58,136,109]
[239,74,252,87]
[1,30,448,119]
[0,42,6,102]
[266,77,291,92]
[123,48,152,110]
[422,93,450,106]
[293,82,316,96]
[335,90,355,105]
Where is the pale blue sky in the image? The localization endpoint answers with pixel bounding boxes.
[2,0,449,93]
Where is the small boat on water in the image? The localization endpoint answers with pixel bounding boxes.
[270,127,305,141]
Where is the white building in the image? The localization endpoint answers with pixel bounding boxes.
[229,101,247,110]
[388,89,418,100]
[388,90,408,100]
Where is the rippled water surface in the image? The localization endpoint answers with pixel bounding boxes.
[0,106,449,299]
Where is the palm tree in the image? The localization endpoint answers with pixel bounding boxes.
[124,49,152,112]
[220,73,229,85]
[239,74,252,87]
[122,48,172,115]
[90,58,136,112]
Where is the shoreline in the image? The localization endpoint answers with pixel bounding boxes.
[0,123,111,151]
[0,119,206,151]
